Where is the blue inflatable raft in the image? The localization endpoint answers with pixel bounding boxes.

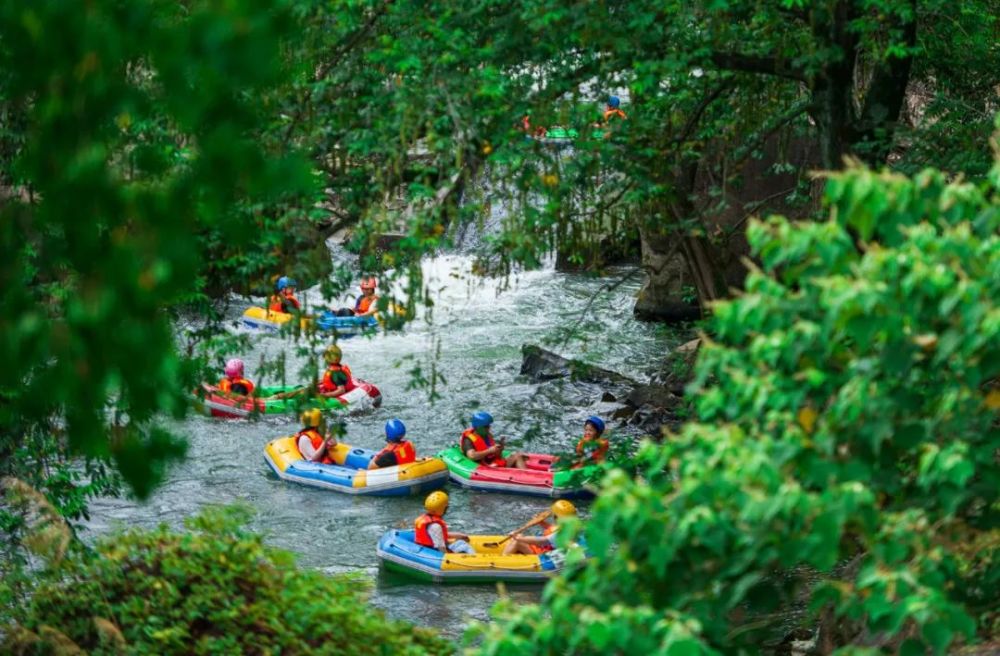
[376,529,563,583]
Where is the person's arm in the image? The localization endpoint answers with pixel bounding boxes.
[512,534,550,546]
[448,530,469,541]
[463,437,502,462]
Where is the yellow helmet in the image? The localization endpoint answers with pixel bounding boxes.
[300,408,323,429]
[424,491,449,515]
[551,500,577,518]
[323,344,342,364]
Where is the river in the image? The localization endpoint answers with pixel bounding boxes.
[81,253,683,638]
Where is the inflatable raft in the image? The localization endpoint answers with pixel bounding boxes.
[377,529,562,583]
[241,307,377,336]
[264,437,448,496]
[191,382,381,419]
[436,447,598,498]
[533,127,607,146]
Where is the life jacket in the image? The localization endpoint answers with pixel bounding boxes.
[603,108,627,122]
[461,427,505,466]
[355,294,376,314]
[218,377,254,396]
[576,436,609,463]
[297,428,332,465]
[269,293,300,313]
[414,513,449,548]
[319,363,353,394]
[374,440,416,467]
[529,522,558,554]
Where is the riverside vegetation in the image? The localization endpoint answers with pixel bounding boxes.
[2,0,998,654]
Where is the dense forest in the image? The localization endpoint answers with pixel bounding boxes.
[1,0,998,654]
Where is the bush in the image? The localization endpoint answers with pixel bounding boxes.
[5,507,451,655]
[472,153,1000,654]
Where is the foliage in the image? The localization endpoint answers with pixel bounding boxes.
[0,0,329,509]
[471,146,1000,653]
[3,505,451,655]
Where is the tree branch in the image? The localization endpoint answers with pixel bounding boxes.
[710,52,805,82]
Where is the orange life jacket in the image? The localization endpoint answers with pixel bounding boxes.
[576,436,609,463]
[374,440,416,467]
[269,292,300,313]
[355,294,376,314]
[297,428,332,465]
[218,377,254,396]
[603,108,627,122]
[461,427,505,466]
[529,522,558,554]
[319,363,353,394]
[414,513,449,548]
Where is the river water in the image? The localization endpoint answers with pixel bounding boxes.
[82,253,683,638]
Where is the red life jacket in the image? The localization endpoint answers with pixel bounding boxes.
[414,513,449,548]
[355,294,376,314]
[297,428,332,465]
[603,108,627,122]
[269,293,300,313]
[461,427,506,466]
[374,440,416,467]
[218,377,254,396]
[576,436,609,463]
[319,363,353,394]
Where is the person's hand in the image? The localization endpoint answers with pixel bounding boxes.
[325,436,338,448]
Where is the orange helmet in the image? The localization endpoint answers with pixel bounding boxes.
[360,277,377,291]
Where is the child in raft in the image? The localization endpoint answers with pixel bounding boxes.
[269,276,301,314]
[296,408,338,464]
[502,500,578,556]
[215,358,255,397]
[332,277,379,317]
[574,415,609,464]
[414,491,475,554]
[368,419,417,470]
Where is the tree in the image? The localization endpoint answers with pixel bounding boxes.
[283,0,1000,314]
[472,137,1000,654]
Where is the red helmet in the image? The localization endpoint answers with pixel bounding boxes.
[360,277,377,291]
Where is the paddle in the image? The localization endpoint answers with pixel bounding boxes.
[483,509,552,549]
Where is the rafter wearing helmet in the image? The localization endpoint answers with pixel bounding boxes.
[414,491,475,554]
[269,276,301,314]
[502,500,579,556]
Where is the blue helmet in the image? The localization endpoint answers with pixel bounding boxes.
[471,411,494,428]
[585,415,606,435]
[607,96,621,109]
[385,418,406,442]
[276,276,296,291]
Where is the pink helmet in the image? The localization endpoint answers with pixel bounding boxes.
[224,358,244,378]
[360,277,377,291]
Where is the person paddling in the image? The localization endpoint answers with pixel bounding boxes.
[502,500,577,556]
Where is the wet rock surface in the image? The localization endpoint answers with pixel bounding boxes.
[521,344,690,435]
